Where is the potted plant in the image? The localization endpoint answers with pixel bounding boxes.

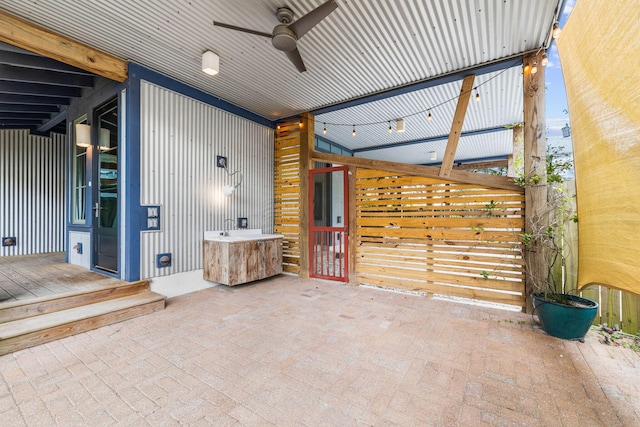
[518,146,598,340]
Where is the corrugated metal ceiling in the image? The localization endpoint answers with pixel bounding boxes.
[1,0,561,163]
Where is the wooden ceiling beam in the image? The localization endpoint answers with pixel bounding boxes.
[439,74,475,178]
[0,93,70,106]
[0,64,94,87]
[311,150,522,192]
[0,50,93,75]
[453,159,509,170]
[0,104,59,113]
[0,81,81,97]
[0,10,127,82]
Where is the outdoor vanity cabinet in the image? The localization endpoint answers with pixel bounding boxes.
[202,234,283,286]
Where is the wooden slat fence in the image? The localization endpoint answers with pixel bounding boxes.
[355,168,526,309]
[581,286,640,334]
[274,121,302,273]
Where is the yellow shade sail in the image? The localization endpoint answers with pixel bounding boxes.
[557,0,640,295]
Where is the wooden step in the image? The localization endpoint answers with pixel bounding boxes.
[0,291,165,355]
[0,280,151,323]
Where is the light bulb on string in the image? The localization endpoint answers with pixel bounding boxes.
[427,111,432,121]
[352,125,356,137]
[323,123,327,134]
[552,22,561,39]
[531,61,538,74]
[475,90,480,102]
[541,52,549,67]
[388,121,393,134]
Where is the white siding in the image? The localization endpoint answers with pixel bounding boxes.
[139,81,274,279]
[0,130,66,256]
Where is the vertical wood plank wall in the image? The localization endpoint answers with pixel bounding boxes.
[355,168,526,309]
[274,121,302,274]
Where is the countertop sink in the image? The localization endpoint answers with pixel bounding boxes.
[203,229,283,242]
[203,229,283,286]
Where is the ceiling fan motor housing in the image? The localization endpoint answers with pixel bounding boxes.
[276,7,295,24]
[272,25,297,51]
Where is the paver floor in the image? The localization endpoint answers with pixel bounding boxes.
[1,274,639,426]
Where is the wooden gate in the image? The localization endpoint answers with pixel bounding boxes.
[309,166,349,282]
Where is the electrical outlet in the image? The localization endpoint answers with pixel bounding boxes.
[2,237,16,247]
[216,155,227,168]
[156,253,172,268]
[237,217,248,229]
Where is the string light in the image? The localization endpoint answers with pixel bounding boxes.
[312,63,512,137]
[552,22,561,39]
[541,52,549,67]
[531,61,538,74]
[323,123,327,134]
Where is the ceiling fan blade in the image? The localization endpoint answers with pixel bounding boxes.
[285,48,307,73]
[288,0,338,39]
[213,21,273,38]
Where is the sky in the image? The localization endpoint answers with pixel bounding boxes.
[545,0,577,156]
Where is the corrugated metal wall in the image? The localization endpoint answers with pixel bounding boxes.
[139,81,274,278]
[0,130,67,256]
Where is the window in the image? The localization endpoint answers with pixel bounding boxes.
[72,115,88,224]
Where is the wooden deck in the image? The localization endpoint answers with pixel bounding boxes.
[0,253,165,355]
[0,253,123,303]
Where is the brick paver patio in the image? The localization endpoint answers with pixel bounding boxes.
[1,274,639,426]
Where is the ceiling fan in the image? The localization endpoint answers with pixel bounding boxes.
[213,0,338,73]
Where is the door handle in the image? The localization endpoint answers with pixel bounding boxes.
[93,202,100,218]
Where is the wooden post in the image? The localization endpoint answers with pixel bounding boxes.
[507,125,524,178]
[439,75,475,178]
[298,112,314,278]
[348,165,357,284]
[523,51,547,313]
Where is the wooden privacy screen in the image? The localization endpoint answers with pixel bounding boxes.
[274,121,302,273]
[356,168,526,308]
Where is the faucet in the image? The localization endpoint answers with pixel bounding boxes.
[223,218,236,236]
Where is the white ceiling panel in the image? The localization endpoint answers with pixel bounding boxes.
[355,129,514,165]
[314,66,524,152]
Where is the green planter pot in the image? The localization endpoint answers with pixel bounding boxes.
[532,292,599,340]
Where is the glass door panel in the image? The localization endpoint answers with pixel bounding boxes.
[93,97,119,273]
